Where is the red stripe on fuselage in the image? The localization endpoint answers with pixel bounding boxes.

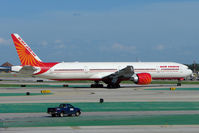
[34,62,58,75]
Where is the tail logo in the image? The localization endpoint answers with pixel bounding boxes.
[11,33,58,75]
[11,34,43,66]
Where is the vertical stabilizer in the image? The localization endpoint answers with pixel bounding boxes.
[11,33,43,66]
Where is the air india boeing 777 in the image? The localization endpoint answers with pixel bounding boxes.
[10,33,192,88]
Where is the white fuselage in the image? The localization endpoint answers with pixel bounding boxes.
[37,62,192,81]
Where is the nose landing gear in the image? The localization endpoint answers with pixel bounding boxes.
[177,79,183,86]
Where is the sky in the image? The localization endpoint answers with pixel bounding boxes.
[0,0,199,65]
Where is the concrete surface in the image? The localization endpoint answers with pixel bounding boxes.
[0,81,199,132]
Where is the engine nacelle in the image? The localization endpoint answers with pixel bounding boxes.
[131,73,152,85]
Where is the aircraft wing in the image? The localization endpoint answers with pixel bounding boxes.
[19,66,37,74]
[102,65,134,84]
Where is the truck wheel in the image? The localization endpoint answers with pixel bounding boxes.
[60,112,64,117]
[75,111,81,116]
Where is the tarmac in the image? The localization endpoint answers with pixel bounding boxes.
[0,79,199,132]
[3,126,199,133]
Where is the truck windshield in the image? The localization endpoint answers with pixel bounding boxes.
[59,104,66,108]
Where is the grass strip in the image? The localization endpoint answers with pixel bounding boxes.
[146,88,199,91]
[0,93,52,96]
[1,102,199,113]
[0,84,90,88]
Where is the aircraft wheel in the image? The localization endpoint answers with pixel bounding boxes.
[91,84,95,88]
[107,84,111,88]
[91,84,103,88]
[99,84,104,88]
[116,84,120,88]
[177,83,181,86]
[107,84,120,88]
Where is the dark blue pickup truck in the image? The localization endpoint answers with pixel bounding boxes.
[47,103,81,117]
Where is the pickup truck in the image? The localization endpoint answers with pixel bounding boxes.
[47,103,81,117]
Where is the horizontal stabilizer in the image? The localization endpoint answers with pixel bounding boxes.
[0,66,11,71]
[19,66,37,74]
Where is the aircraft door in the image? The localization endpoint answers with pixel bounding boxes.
[156,66,160,73]
[84,66,89,73]
[179,66,183,73]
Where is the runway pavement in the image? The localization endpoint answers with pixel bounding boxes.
[2,111,199,119]
[0,84,199,103]
[1,81,199,132]
[2,125,199,133]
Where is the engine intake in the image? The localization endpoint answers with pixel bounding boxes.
[131,73,152,85]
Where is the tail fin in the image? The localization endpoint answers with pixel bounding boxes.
[11,33,43,66]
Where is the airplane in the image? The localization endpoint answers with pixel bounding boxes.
[9,33,192,88]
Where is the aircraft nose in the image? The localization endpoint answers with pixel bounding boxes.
[187,69,193,76]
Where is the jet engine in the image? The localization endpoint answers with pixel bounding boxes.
[130,73,152,85]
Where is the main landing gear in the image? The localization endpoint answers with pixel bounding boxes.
[91,81,121,88]
[107,84,120,88]
[91,81,104,88]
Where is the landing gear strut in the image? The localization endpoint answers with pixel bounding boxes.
[177,79,181,86]
[91,81,104,88]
